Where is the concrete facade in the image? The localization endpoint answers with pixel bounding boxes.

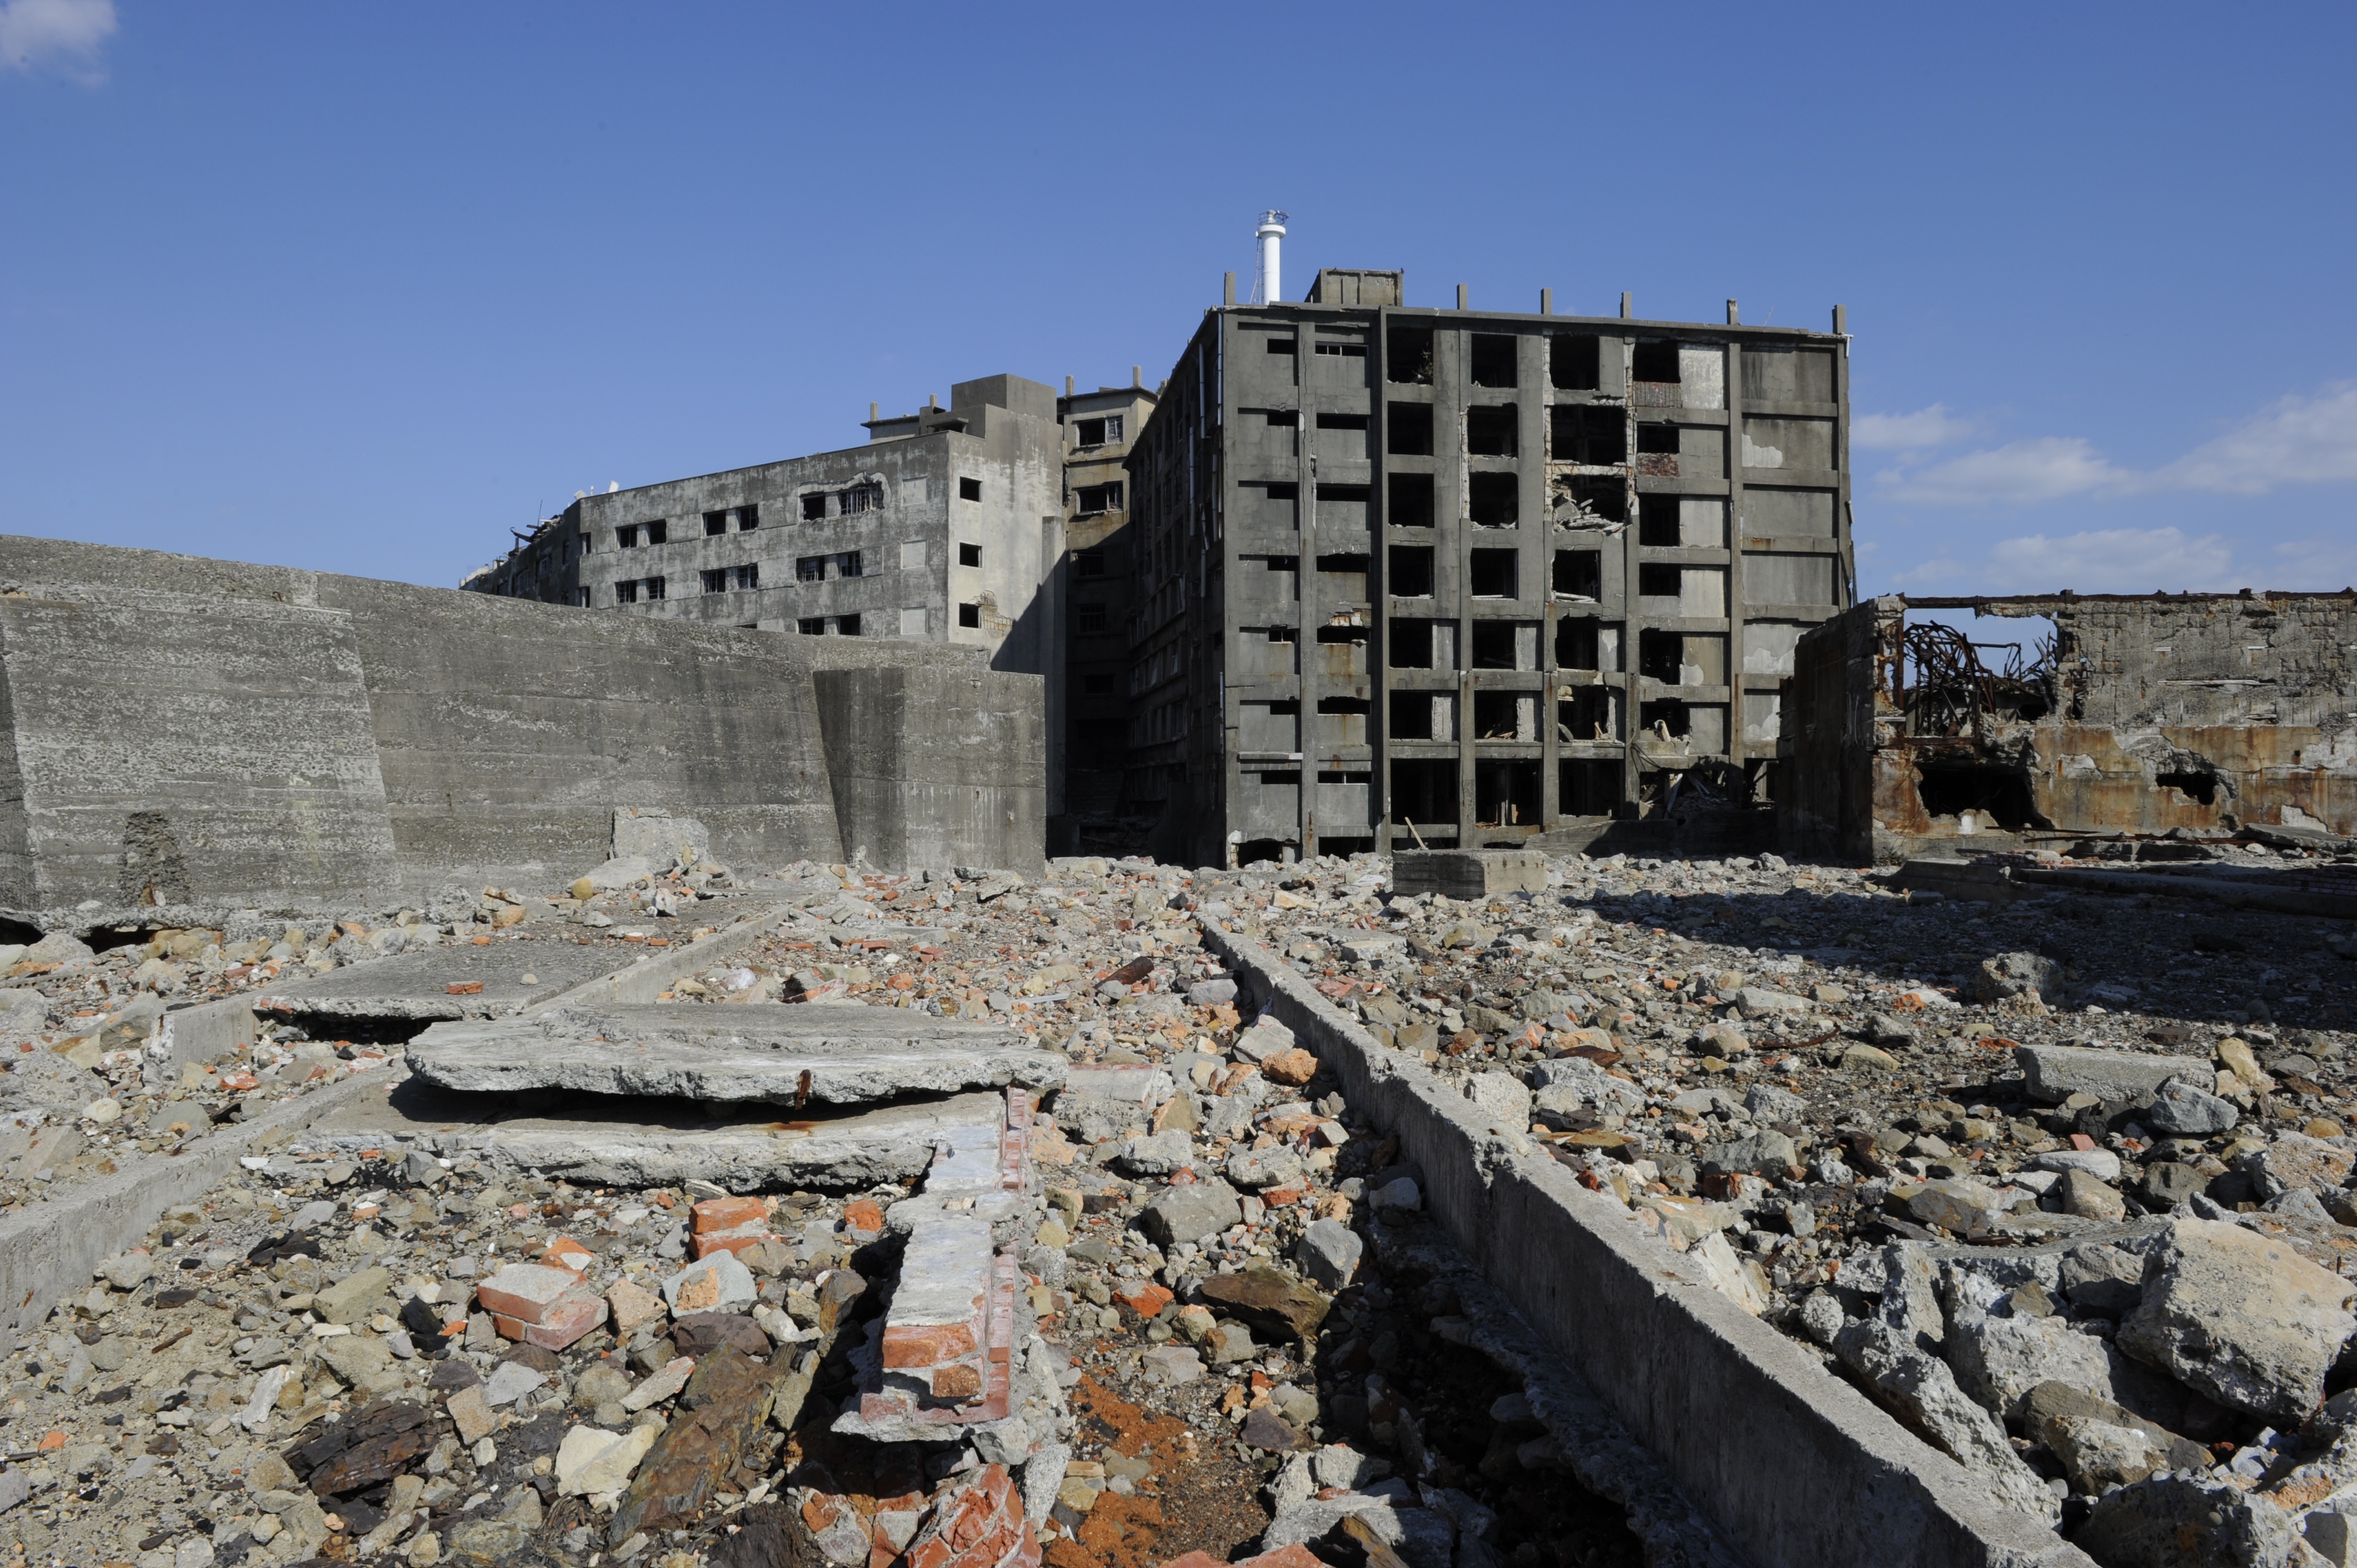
[1778,591,2357,862]
[1125,270,1853,866]
[0,534,1043,927]
[1054,373,1158,848]
[466,374,1067,674]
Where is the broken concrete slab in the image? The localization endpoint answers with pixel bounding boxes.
[291,1072,1008,1190]
[256,943,653,1022]
[405,1003,1064,1105]
[2014,1042,2189,1105]
[1391,849,1548,900]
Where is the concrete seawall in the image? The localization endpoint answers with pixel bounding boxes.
[0,535,1042,925]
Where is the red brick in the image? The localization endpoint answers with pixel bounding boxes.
[475,1262,579,1324]
[1261,1187,1303,1208]
[933,1363,983,1400]
[1113,1281,1174,1318]
[845,1198,887,1235]
[693,1221,774,1260]
[1238,1548,1324,1568]
[1160,1554,1229,1568]
[538,1233,594,1278]
[495,1288,606,1350]
[882,1320,981,1368]
[693,1196,769,1234]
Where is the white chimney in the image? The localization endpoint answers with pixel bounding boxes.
[1252,210,1288,305]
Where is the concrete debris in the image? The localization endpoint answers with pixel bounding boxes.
[405,1003,1066,1105]
[2117,1219,2357,1421]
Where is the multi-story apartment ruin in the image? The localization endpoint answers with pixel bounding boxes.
[1057,373,1158,837]
[466,373,1066,663]
[1124,267,1854,866]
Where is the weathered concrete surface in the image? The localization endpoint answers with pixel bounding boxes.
[292,1073,1006,1190]
[256,940,655,1022]
[1203,922,2098,1568]
[2013,1043,2186,1106]
[0,534,1048,917]
[404,1003,1065,1104]
[811,666,1047,875]
[1390,850,1548,900]
[0,1067,394,1353]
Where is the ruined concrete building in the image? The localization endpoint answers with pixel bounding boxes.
[1779,591,2357,862]
[1056,372,1159,845]
[1121,269,1854,865]
[466,372,1067,664]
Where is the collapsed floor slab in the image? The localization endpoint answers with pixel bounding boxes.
[290,1071,1008,1189]
[403,1002,1068,1104]
[255,942,651,1022]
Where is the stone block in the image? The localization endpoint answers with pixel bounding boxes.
[1390,850,1546,899]
[2014,1043,2186,1105]
[475,1263,581,1325]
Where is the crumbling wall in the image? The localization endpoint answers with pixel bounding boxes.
[2014,593,2357,837]
[0,535,1046,921]
[1777,589,2357,863]
[1775,597,1892,862]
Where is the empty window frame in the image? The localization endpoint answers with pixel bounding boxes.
[738,503,760,530]
[1466,405,1518,456]
[1314,339,1366,358]
[1469,472,1519,527]
[1638,628,1685,682]
[958,603,981,628]
[1261,409,1299,429]
[1470,621,1537,670]
[1073,416,1123,446]
[1387,403,1434,456]
[1469,548,1519,599]
[958,542,982,567]
[1075,482,1124,514]
[1075,602,1108,632]
[1387,472,1434,528]
[1083,672,1118,695]
[646,520,670,544]
[1562,474,1628,525]
[1632,341,1681,384]
[1636,563,1683,599]
[1074,550,1107,579]
[801,493,828,521]
[571,586,591,607]
[1473,689,1537,741]
[1551,405,1625,466]
[703,510,729,537]
[1388,545,1435,597]
[1387,326,1434,385]
[615,579,639,604]
[1638,493,1682,547]
[1636,422,1680,456]
[796,550,865,582]
[1562,758,1621,813]
[733,563,759,590]
[1388,619,1439,669]
[701,568,728,594]
[1388,689,1448,741]
[1314,411,1370,431]
[1469,333,1519,388]
[1264,334,1297,354]
[1474,759,1540,827]
[838,481,884,514]
[959,476,982,502]
[617,524,641,548]
[1560,686,1616,742]
[1391,757,1457,827]
[1639,698,1691,737]
[1553,549,1601,600]
[1551,334,1602,391]
[1556,616,1601,670]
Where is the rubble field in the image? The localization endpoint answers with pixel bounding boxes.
[0,853,1654,1568]
[18,839,2357,1568]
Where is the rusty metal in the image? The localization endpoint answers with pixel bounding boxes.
[1892,621,2051,742]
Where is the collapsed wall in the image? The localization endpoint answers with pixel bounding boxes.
[0,535,1043,925]
[1778,590,2357,862]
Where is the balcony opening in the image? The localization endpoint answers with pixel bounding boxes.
[1632,341,1681,384]
[1388,545,1435,597]
[1562,474,1627,525]
[1475,759,1541,828]
[1638,494,1682,547]
[1562,758,1622,815]
[1466,405,1518,456]
[1387,326,1434,384]
[1557,617,1600,670]
[1553,549,1601,601]
[1551,404,1625,466]
[1638,628,1685,682]
[1639,698,1691,738]
[1388,403,1434,456]
[1469,549,1519,599]
[1388,472,1434,528]
[1391,758,1458,829]
[1468,472,1519,527]
[703,510,728,537]
[1470,621,1535,670]
[1638,563,1683,599]
[1551,334,1602,391]
[1560,688,1615,742]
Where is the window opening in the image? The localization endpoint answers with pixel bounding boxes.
[1387,403,1434,456]
[1632,341,1681,383]
[1469,472,1519,527]
[1466,405,1519,456]
[959,542,982,567]
[1388,545,1435,597]
[1637,563,1682,599]
[1551,334,1602,391]
[1387,326,1434,384]
[703,511,728,537]
[1388,473,1434,528]
[1551,405,1625,466]
[958,603,981,628]
[1469,549,1519,599]
[1469,334,1519,388]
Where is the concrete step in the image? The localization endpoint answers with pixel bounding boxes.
[403,1002,1067,1105]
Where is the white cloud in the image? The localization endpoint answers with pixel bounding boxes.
[2159,383,2357,493]
[1879,436,2135,507]
[2267,534,2357,590]
[1983,528,2236,594]
[0,0,114,80]
[1852,404,1976,451]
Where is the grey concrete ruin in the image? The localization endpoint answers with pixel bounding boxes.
[1778,591,2357,862]
[1124,271,1853,865]
[403,1003,1067,1105]
[0,533,1044,929]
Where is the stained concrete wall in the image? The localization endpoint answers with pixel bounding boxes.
[0,535,1044,924]
[812,665,1046,874]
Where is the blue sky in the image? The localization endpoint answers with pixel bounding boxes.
[4,2,2353,596]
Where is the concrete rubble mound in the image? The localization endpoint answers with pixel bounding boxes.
[404,1003,1068,1104]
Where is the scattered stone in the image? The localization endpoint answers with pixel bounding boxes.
[2118,1218,2357,1420]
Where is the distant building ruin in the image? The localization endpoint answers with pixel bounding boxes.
[1779,591,2357,862]
[1122,269,1854,866]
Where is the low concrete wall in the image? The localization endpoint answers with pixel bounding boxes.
[0,535,1047,921]
[1201,923,2093,1568]
[0,1069,394,1354]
